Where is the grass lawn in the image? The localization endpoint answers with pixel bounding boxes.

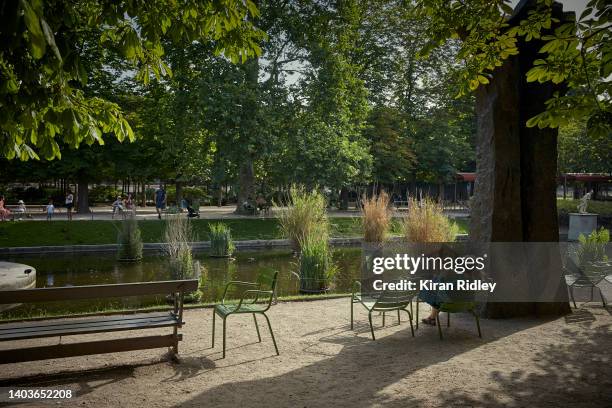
[0,217,469,248]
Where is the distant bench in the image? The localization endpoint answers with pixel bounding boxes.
[0,279,198,364]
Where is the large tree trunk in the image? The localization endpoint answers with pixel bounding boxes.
[76,174,90,214]
[470,0,572,318]
[175,180,183,208]
[235,158,256,214]
[234,54,260,215]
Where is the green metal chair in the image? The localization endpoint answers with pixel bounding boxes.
[212,269,279,358]
[351,280,416,340]
[415,278,482,340]
[435,301,482,340]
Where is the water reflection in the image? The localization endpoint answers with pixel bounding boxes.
[2,248,361,319]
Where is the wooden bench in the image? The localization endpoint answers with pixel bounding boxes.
[0,279,198,364]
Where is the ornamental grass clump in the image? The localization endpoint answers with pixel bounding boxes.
[164,215,195,279]
[209,223,235,257]
[297,227,337,293]
[117,214,143,261]
[402,198,458,242]
[361,191,391,243]
[577,227,609,268]
[277,185,329,252]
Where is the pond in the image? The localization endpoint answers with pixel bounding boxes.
[1,248,362,320]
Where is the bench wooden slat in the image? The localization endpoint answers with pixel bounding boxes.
[0,311,173,331]
[0,279,198,304]
[0,334,181,364]
[0,313,180,341]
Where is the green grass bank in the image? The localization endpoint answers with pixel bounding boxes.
[0,217,469,248]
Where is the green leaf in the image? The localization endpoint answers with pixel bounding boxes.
[40,18,62,62]
[20,0,46,59]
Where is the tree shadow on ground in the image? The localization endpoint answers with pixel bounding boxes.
[434,322,612,407]
[170,311,577,408]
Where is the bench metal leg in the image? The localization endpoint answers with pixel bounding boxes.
[172,326,179,356]
[447,312,450,327]
[253,314,262,342]
[397,309,401,324]
[382,311,386,327]
[436,313,443,340]
[262,313,279,356]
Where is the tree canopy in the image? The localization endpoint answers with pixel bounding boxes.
[0,0,263,160]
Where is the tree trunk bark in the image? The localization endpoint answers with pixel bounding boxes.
[470,0,572,318]
[235,158,256,214]
[339,187,349,210]
[76,174,90,214]
[175,181,183,208]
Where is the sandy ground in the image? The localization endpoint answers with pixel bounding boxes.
[0,299,610,408]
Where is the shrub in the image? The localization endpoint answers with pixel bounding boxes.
[183,186,211,205]
[117,214,143,261]
[402,198,458,242]
[209,223,236,257]
[361,191,391,243]
[164,215,196,279]
[90,185,121,203]
[277,185,329,252]
[297,227,337,292]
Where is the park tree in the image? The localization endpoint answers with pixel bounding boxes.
[0,0,264,161]
[415,0,611,317]
[363,107,415,185]
[558,118,612,174]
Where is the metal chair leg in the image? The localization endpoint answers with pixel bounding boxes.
[368,310,376,340]
[397,309,401,324]
[569,286,577,309]
[402,309,414,337]
[253,314,261,342]
[436,313,442,340]
[262,313,279,355]
[447,312,450,327]
[474,311,482,338]
[222,316,227,359]
[382,311,386,327]
[416,299,419,330]
[211,309,216,347]
[350,298,354,330]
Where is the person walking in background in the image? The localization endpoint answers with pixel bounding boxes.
[15,200,27,220]
[155,185,166,220]
[46,199,55,221]
[125,193,134,212]
[0,195,11,221]
[65,190,74,220]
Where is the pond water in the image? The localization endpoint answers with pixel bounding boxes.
[1,248,362,319]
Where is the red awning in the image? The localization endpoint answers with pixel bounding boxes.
[562,173,612,183]
[456,172,476,182]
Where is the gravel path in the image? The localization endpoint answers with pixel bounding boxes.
[1,299,610,407]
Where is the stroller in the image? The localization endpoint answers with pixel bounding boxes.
[186,200,200,218]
